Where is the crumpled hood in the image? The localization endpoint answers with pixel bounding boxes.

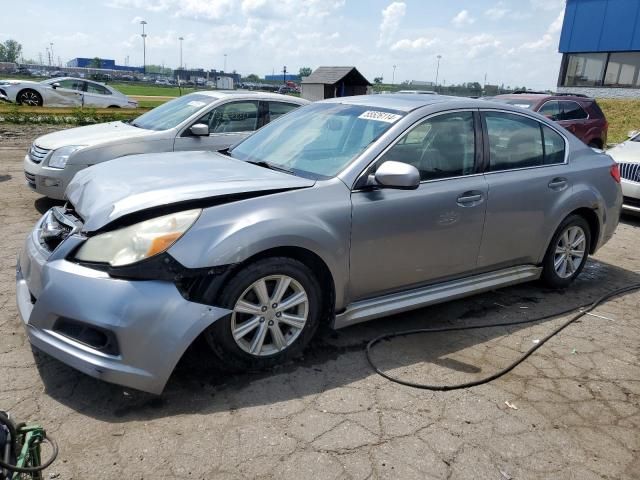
[66,150,315,231]
[608,140,640,164]
[34,121,151,150]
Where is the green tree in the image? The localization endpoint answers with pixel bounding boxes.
[299,67,312,78]
[245,73,260,82]
[0,39,22,63]
[89,57,102,68]
[373,76,383,85]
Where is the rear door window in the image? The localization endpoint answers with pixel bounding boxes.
[559,101,588,120]
[484,112,544,171]
[538,101,561,120]
[210,101,259,133]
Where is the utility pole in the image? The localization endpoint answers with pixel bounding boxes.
[282,65,287,85]
[50,43,54,65]
[223,53,227,72]
[178,37,184,69]
[435,55,442,91]
[140,20,147,74]
[392,64,396,85]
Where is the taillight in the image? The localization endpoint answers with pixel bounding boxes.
[610,163,621,183]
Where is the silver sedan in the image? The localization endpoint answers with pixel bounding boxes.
[23,91,309,199]
[17,94,622,393]
[0,77,135,108]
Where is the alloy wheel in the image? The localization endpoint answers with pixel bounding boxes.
[231,274,309,356]
[19,91,40,106]
[553,225,586,279]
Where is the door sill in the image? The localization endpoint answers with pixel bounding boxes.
[333,265,542,329]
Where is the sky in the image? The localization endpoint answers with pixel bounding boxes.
[0,0,566,89]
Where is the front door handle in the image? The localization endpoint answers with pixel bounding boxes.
[548,177,568,191]
[457,191,483,206]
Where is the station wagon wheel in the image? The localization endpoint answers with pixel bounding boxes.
[541,215,591,288]
[204,257,322,371]
[17,89,43,106]
[231,274,309,356]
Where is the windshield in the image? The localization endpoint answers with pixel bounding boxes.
[230,103,404,178]
[493,98,535,109]
[130,93,217,131]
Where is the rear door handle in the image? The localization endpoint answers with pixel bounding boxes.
[457,191,483,206]
[548,177,568,191]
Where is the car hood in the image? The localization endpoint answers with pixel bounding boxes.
[34,121,151,150]
[66,150,315,231]
[608,140,640,164]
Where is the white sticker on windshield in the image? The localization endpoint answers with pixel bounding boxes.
[358,110,402,123]
[187,100,206,107]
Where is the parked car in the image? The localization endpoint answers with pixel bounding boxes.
[492,92,608,148]
[606,130,640,214]
[17,95,622,393]
[23,91,309,199]
[0,77,135,109]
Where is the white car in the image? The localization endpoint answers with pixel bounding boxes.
[607,130,640,215]
[0,77,137,108]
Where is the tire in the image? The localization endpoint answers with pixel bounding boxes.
[107,105,120,108]
[541,215,591,289]
[16,89,43,106]
[204,257,322,371]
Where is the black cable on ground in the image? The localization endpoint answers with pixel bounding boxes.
[366,284,640,391]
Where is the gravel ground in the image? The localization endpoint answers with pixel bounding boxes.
[1,124,639,480]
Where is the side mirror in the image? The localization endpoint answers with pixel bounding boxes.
[51,82,60,89]
[190,123,209,136]
[373,161,420,190]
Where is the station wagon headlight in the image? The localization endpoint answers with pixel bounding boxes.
[48,145,86,169]
[75,209,201,266]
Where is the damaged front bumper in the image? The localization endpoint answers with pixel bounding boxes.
[16,211,231,394]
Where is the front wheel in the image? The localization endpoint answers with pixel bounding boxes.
[541,215,591,289]
[204,257,322,371]
[17,89,43,106]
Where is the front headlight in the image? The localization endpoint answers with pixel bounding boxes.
[74,209,201,266]
[48,145,85,169]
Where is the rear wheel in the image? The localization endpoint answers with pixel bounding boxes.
[17,89,43,106]
[204,257,322,371]
[541,215,591,288]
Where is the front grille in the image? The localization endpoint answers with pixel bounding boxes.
[29,144,51,164]
[623,196,640,208]
[619,162,640,183]
[24,171,36,187]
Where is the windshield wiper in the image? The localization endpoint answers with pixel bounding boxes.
[247,160,294,175]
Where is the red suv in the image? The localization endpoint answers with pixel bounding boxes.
[492,92,608,149]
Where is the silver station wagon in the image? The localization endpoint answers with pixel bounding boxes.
[17,94,622,393]
[23,91,308,199]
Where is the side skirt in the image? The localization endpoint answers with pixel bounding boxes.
[332,265,542,329]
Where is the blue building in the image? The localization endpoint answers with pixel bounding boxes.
[264,74,301,83]
[66,58,143,73]
[558,0,640,97]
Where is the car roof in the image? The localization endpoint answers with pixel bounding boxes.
[320,93,465,112]
[190,90,308,103]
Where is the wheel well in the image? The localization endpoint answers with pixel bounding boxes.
[18,88,39,98]
[241,247,336,322]
[570,207,600,254]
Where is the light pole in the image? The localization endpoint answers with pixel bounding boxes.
[435,55,442,91]
[178,36,184,70]
[223,53,227,72]
[392,64,397,85]
[140,20,147,75]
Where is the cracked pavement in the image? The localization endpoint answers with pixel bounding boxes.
[1,125,639,479]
